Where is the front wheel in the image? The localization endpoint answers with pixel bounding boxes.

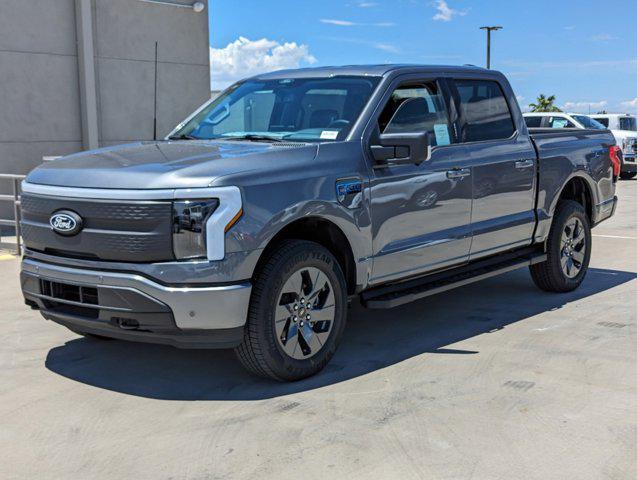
[529,200,591,293]
[620,172,636,180]
[235,240,348,381]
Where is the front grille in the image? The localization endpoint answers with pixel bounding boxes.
[21,194,173,262]
[39,279,99,318]
[40,279,98,305]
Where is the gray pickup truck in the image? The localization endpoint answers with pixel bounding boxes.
[20,65,619,381]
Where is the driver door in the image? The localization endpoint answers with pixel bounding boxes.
[368,77,473,285]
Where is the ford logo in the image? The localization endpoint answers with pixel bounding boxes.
[49,210,83,236]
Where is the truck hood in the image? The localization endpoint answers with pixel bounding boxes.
[25,140,319,190]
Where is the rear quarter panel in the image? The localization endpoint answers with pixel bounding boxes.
[530,129,616,241]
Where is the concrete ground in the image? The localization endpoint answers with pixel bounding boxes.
[1,182,636,480]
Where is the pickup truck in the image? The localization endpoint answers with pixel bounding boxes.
[588,113,637,180]
[20,65,619,381]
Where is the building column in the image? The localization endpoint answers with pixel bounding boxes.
[75,0,99,150]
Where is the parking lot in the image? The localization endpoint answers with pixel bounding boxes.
[1,181,635,480]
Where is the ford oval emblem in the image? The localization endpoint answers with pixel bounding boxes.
[49,210,83,236]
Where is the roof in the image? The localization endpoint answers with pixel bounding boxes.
[251,64,490,80]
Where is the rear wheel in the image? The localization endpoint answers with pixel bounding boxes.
[620,172,636,180]
[235,240,348,381]
[529,200,591,293]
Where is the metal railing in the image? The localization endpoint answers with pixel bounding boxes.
[0,174,25,255]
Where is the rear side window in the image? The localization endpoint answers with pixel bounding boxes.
[378,81,454,146]
[454,79,516,142]
[620,117,637,131]
[593,117,610,128]
[524,116,542,128]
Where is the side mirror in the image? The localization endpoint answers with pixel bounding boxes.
[370,131,431,167]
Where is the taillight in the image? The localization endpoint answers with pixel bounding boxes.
[609,145,622,177]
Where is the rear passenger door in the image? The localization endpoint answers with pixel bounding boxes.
[450,78,536,259]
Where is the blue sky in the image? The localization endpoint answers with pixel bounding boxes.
[208,0,637,113]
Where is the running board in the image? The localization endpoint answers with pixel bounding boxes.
[361,248,547,309]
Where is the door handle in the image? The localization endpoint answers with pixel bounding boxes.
[515,159,535,169]
[446,168,471,179]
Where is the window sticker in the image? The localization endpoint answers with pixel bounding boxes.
[320,130,339,140]
[433,124,451,146]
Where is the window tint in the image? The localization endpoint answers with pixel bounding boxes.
[547,116,576,129]
[572,115,606,130]
[524,116,542,128]
[378,81,453,146]
[593,117,610,128]
[454,80,515,142]
[619,117,637,131]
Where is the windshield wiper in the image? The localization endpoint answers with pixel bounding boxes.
[168,134,199,140]
[222,134,285,143]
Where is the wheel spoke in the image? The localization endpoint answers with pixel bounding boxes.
[571,249,584,264]
[572,228,585,247]
[310,304,335,322]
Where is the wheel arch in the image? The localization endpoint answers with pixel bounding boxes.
[552,174,595,225]
[254,216,358,295]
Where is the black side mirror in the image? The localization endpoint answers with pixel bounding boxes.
[370,131,430,167]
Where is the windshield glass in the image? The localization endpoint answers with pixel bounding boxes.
[171,76,381,142]
[573,115,606,130]
[619,117,637,131]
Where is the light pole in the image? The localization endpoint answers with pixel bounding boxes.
[480,26,502,69]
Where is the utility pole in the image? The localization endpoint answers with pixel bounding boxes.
[480,26,502,69]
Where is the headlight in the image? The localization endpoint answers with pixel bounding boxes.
[172,199,219,259]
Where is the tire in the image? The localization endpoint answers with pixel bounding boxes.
[620,172,636,180]
[529,200,591,293]
[235,240,348,381]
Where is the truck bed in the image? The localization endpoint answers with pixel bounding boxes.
[529,127,616,242]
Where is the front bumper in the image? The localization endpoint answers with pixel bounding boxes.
[21,258,251,348]
[622,154,637,173]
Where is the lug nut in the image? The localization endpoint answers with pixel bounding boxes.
[293,316,297,322]
[306,314,311,320]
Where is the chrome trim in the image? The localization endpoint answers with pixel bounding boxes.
[22,258,251,329]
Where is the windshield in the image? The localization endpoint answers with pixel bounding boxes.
[572,115,606,130]
[619,117,637,131]
[171,76,381,142]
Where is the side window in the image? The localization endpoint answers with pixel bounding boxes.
[454,79,516,142]
[594,117,610,128]
[524,116,542,128]
[378,81,453,147]
[547,116,575,129]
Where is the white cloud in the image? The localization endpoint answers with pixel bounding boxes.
[592,33,618,42]
[622,98,637,107]
[321,18,356,26]
[432,0,467,21]
[210,37,317,90]
[320,18,395,27]
[562,100,608,113]
[621,98,637,112]
[357,1,379,7]
[564,25,576,31]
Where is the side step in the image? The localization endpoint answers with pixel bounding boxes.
[361,247,547,309]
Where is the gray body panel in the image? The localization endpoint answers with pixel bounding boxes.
[20,65,617,337]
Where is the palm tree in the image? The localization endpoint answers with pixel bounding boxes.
[529,94,562,112]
